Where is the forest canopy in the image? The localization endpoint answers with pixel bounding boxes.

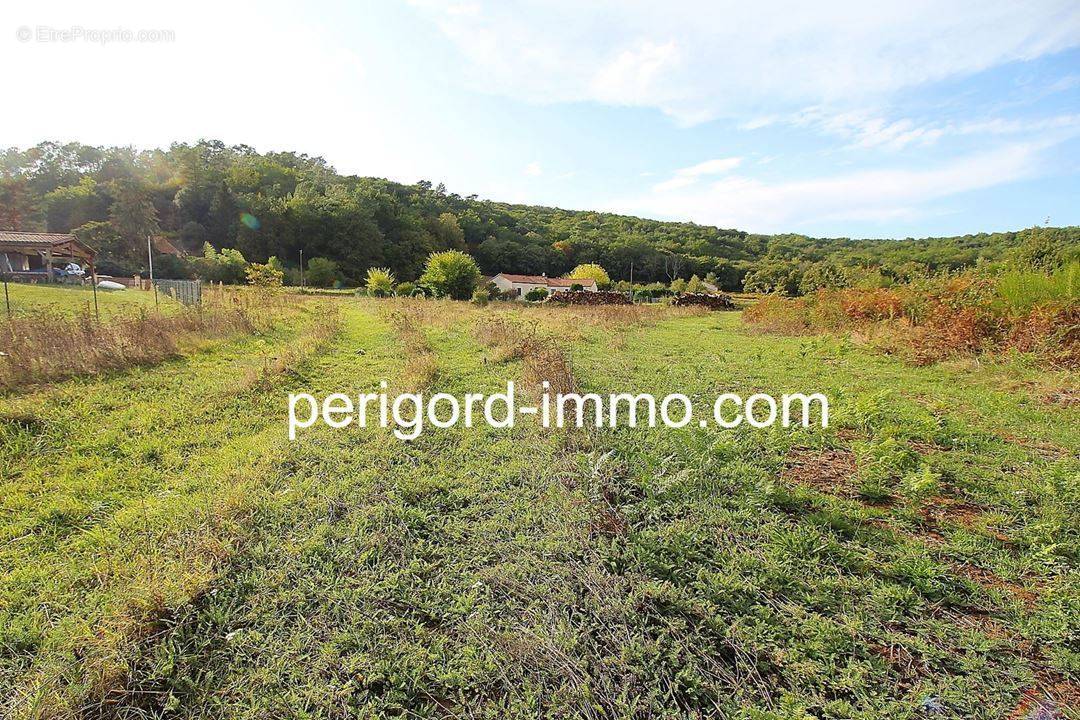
[1,140,1075,292]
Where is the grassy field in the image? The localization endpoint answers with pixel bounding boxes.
[0,290,1077,718]
[1,283,180,319]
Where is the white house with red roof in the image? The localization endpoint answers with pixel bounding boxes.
[490,272,597,300]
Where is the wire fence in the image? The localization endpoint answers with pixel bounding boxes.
[0,274,205,321]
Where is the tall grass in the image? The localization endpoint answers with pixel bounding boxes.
[0,294,267,391]
[995,261,1080,314]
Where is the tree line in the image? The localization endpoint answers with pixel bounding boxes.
[1,140,1076,293]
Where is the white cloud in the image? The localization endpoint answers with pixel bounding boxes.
[411,0,1080,125]
[751,107,1080,151]
[524,161,543,176]
[618,141,1055,232]
[654,156,741,191]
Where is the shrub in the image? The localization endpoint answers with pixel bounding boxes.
[570,283,584,292]
[525,287,549,302]
[365,267,396,297]
[471,288,489,306]
[394,282,417,297]
[744,269,1079,368]
[305,257,340,288]
[419,250,481,300]
[246,262,284,287]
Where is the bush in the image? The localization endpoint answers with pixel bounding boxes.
[246,262,284,287]
[525,287,549,302]
[570,283,584,292]
[471,288,489,306]
[305,257,340,288]
[365,267,396,297]
[419,250,481,300]
[394,282,417,297]
[191,243,248,284]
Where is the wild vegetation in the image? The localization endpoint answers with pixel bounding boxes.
[0,286,1076,718]
[3,140,1077,292]
[745,263,1080,368]
[0,287,278,391]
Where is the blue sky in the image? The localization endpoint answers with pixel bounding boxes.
[3,0,1079,237]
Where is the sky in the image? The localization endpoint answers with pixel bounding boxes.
[2,0,1079,238]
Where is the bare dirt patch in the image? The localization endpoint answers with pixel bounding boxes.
[781,447,886,502]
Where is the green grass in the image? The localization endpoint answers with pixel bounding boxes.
[0,299,1076,718]
[1,283,181,319]
[995,261,1080,314]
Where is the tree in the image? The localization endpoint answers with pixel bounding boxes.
[685,274,707,293]
[798,263,848,294]
[246,261,284,287]
[191,243,248,283]
[419,250,481,299]
[365,267,396,297]
[305,257,340,287]
[670,278,687,294]
[108,178,159,242]
[0,175,39,230]
[432,212,466,249]
[567,263,611,288]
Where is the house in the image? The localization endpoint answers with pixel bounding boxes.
[490,273,598,300]
[0,231,97,281]
[152,235,185,257]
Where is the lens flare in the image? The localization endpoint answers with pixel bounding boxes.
[240,212,260,230]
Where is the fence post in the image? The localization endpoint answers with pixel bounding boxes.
[3,272,10,319]
[91,265,100,321]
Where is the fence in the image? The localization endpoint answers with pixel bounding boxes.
[154,279,202,306]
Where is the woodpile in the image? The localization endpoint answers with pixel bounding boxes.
[545,291,632,306]
[672,293,736,310]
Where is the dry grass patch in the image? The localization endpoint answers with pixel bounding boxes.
[474,316,577,395]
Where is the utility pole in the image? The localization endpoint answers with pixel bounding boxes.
[147,234,159,309]
[299,248,305,291]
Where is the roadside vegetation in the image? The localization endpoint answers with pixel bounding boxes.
[0,286,1075,718]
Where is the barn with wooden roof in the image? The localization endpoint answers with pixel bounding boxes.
[0,231,97,282]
